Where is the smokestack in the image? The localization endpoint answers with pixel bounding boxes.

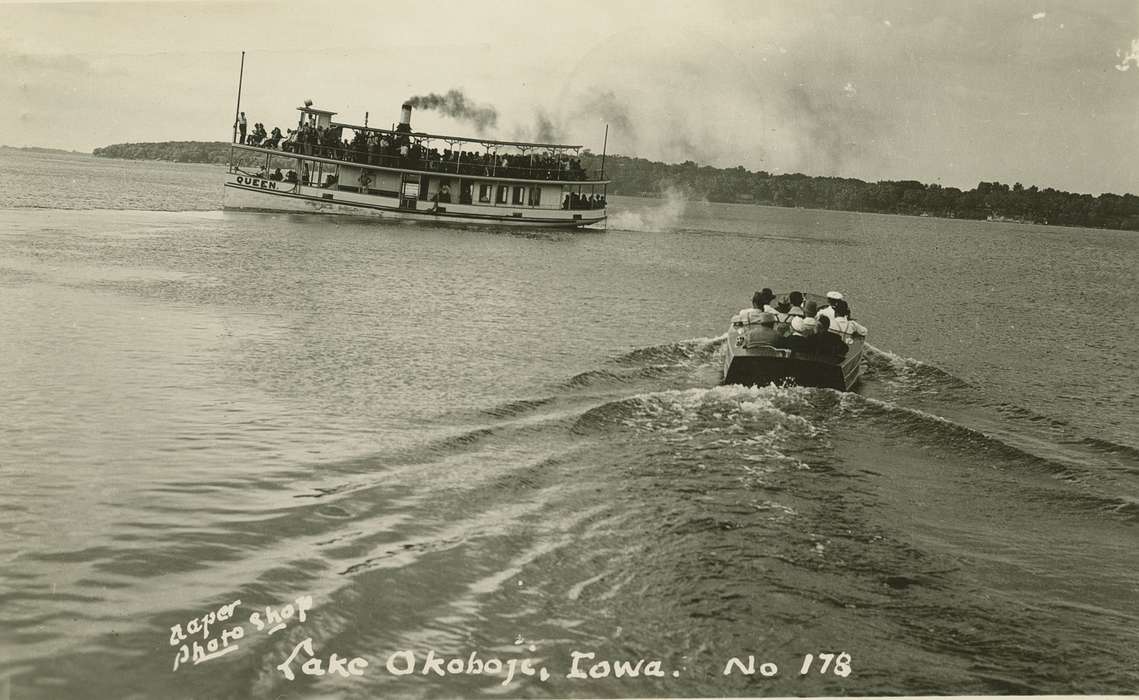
[397,103,413,133]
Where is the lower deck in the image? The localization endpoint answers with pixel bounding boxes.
[224,146,607,228]
[223,176,606,227]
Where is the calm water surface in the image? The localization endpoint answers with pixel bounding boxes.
[1,150,1138,698]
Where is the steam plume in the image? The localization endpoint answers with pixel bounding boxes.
[578,90,633,135]
[1116,38,1139,71]
[405,89,498,134]
[534,110,562,143]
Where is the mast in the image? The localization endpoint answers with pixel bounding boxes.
[232,51,245,144]
[600,123,608,180]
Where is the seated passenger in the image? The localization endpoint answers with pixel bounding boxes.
[744,312,782,347]
[829,299,867,337]
[803,300,818,318]
[269,168,283,181]
[738,290,765,318]
[787,291,806,317]
[782,316,816,352]
[807,315,849,358]
[816,291,844,321]
[774,298,792,322]
[752,287,777,313]
[738,290,769,323]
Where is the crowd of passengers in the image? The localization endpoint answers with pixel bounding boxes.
[736,288,867,358]
[563,193,606,210]
[240,118,591,181]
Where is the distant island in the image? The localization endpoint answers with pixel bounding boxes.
[1,144,86,155]
[92,141,1139,231]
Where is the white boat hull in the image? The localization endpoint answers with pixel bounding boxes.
[222,176,606,228]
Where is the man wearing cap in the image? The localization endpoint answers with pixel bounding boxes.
[816,291,844,321]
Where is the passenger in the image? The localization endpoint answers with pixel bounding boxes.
[754,287,777,313]
[816,291,844,321]
[783,316,817,353]
[269,168,283,181]
[774,298,792,322]
[745,312,782,347]
[738,291,768,323]
[808,315,849,358]
[803,300,819,318]
[236,112,247,144]
[787,291,806,317]
[829,299,868,337]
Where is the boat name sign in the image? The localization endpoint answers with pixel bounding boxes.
[235,175,281,191]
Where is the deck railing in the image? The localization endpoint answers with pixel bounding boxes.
[234,142,603,183]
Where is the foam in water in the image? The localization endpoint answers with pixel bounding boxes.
[621,384,817,438]
[607,186,688,232]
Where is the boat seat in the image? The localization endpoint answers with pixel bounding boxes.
[741,343,791,357]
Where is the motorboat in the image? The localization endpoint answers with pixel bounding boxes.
[722,293,865,391]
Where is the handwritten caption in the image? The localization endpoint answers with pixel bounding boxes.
[169,595,312,671]
[168,595,852,686]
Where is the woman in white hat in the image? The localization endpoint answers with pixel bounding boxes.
[816,291,844,321]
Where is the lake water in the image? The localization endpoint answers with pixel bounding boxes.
[1,150,1137,699]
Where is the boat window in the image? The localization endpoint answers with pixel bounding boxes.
[512,186,525,205]
[528,186,541,206]
[497,185,508,204]
[479,184,492,203]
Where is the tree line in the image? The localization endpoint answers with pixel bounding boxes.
[93,141,261,166]
[578,153,1139,231]
[91,141,1139,231]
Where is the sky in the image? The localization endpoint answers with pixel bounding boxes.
[2,0,1137,195]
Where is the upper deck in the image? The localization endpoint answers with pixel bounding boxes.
[233,102,608,185]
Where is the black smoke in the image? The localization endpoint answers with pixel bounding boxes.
[405,90,498,134]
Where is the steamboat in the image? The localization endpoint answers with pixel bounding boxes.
[224,101,609,228]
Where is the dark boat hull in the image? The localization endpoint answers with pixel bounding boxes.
[723,325,865,391]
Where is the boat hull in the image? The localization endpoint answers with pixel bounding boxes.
[223,177,606,228]
[723,325,865,391]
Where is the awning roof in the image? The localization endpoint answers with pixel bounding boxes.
[330,121,582,150]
